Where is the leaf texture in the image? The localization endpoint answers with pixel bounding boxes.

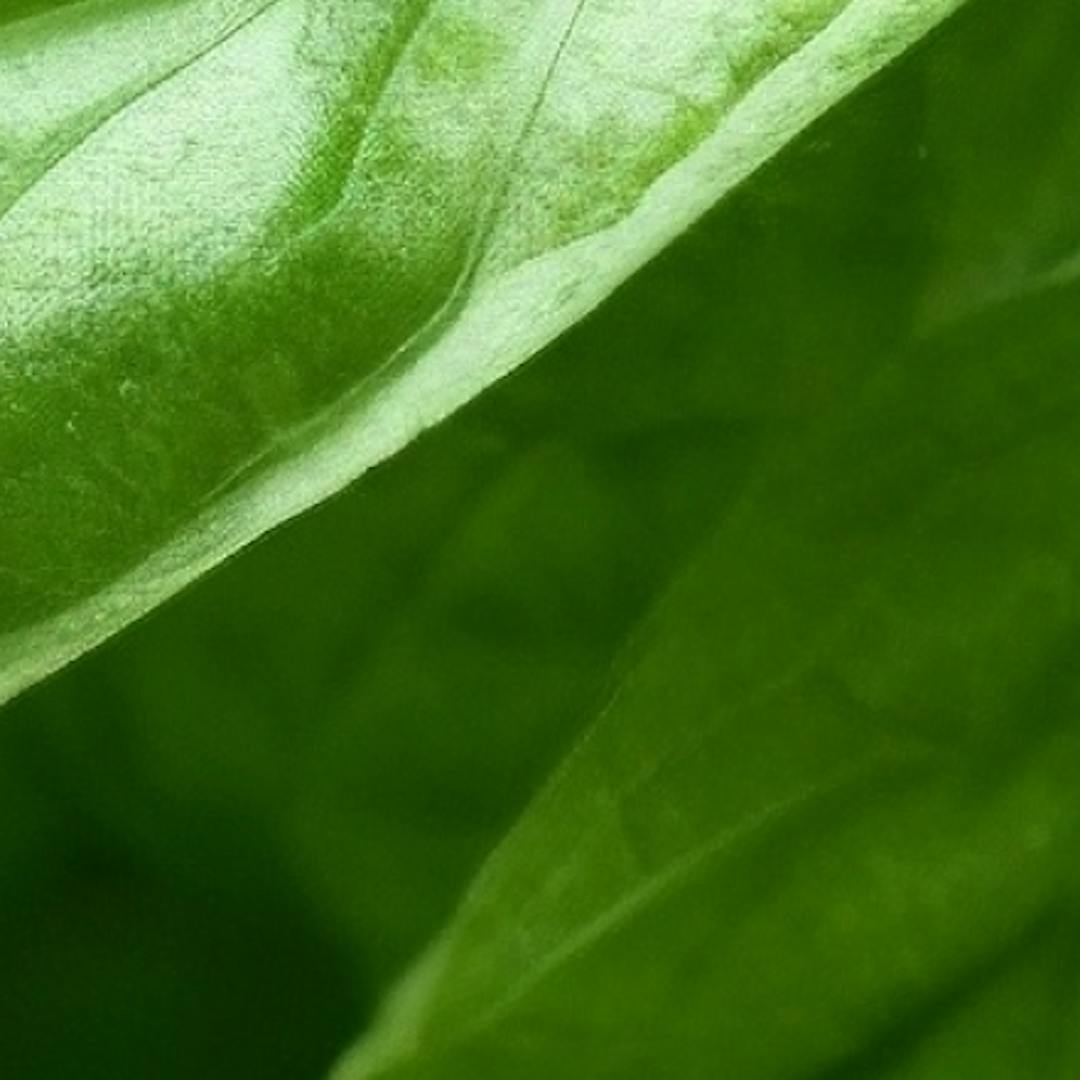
[2,2,1078,1075]
[0,0,965,703]
[334,246,1080,1080]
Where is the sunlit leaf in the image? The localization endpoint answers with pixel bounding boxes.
[0,0,963,702]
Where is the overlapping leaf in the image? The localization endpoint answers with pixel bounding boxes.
[336,277,1080,1079]
[0,0,963,702]
[7,3,1079,1080]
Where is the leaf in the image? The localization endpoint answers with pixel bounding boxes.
[314,6,1080,1076]
[332,279,1080,1080]
[917,1,1080,328]
[0,0,1076,1075]
[0,13,970,1070]
[0,0,965,704]
[0,0,78,28]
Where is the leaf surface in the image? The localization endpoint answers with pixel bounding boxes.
[0,0,964,703]
[335,275,1080,1080]
[1,2,1078,1076]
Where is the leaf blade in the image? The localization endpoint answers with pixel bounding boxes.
[0,0,966,700]
[334,280,1080,1080]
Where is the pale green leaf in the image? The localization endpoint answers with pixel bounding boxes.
[0,0,965,703]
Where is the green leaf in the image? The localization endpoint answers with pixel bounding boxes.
[0,53,936,1056]
[0,0,964,704]
[4,2,1077,1078]
[334,259,1080,1080]
[315,6,1080,1075]
[0,6,974,1068]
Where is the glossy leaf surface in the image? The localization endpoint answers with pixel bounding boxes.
[0,0,961,702]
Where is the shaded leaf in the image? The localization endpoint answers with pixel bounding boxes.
[336,274,1080,1080]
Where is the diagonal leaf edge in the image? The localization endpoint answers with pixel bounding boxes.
[0,0,967,706]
